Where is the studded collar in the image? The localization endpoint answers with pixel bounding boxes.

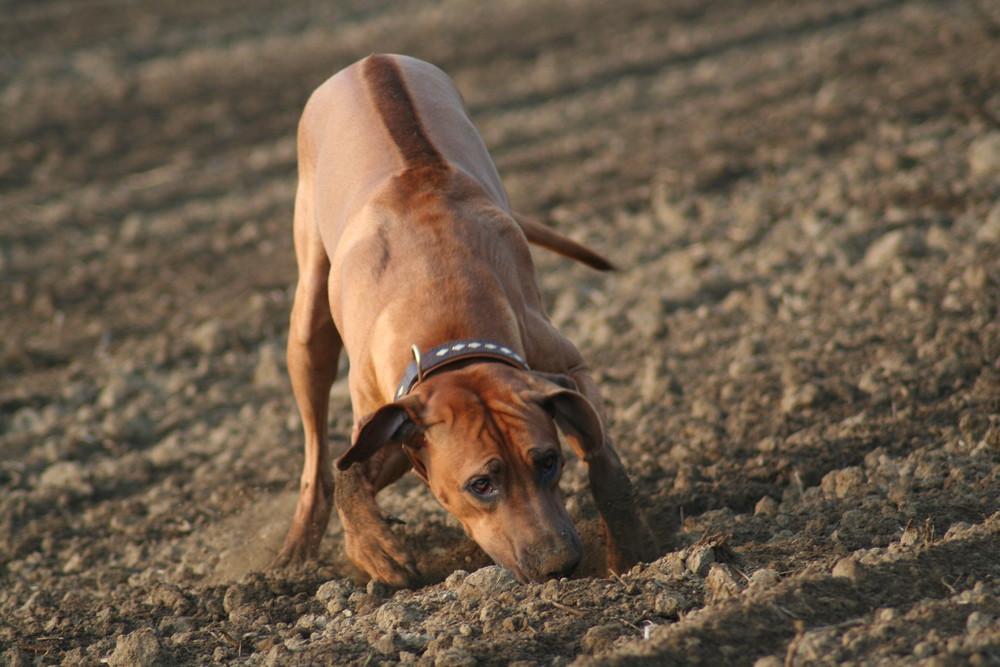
[394,338,529,399]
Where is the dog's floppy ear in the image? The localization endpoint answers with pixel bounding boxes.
[530,371,579,392]
[526,373,606,460]
[336,395,423,471]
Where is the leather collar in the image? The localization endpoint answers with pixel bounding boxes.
[395,338,529,399]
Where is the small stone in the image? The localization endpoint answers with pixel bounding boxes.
[433,647,476,667]
[686,544,715,576]
[97,373,137,410]
[146,584,188,614]
[969,132,1000,177]
[977,200,1000,243]
[366,579,391,598]
[756,436,780,453]
[295,613,323,632]
[657,552,687,576]
[581,624,623,653]
[691,398,722,422]
[627,298,666,339]
[374,631,402,655]
[831,557,864,581]
[348,591,378,615]
[456,565,518,599]
[863,229,926,269]
[887,274,919,308]
[190,320,226,355]
[820,467,866,500]
[478,599,507,626]
[654,591,687,617]
[158,616,195,635]
[964,265,989,290]
[61,647,90,666]
[967,611,992,633]
[944,522,972,540]
[284,636,307,652]
[705,563,741,602]
[316,579,353,607]
[2,648,30,667]
[443,570,469,590]
[748,569,780,589]
[876,607,898,622]
[374,601,426,632]
[62,552,86,574]
[501,614,528,632]
[753,657,784,667]
[10,406,45,434]
[265,645,288,667]
[254,343,285,389]
[728,354,764,378]
[899,522,922,547]
[38,461,93,496]
[781,382,825,413]
[788,627,841,664]
[754,496,779,516]
[639,357,664,404]
[223,584,252,614]
[107,628,161,667]
[857,368,890,403]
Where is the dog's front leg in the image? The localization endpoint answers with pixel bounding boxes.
[567,370,656,573]
[582,440,655,573]
[335,445,420,587]
[272,254,341,567]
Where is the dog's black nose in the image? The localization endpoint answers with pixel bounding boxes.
[542,557,580,580]
[528,539,583,581]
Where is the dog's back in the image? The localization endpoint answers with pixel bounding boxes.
[299,54,510,236]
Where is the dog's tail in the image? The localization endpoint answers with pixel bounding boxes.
[514,213,618,272]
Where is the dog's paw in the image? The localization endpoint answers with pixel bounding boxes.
[601,511,657,574]
[344,522,420,588]
[271,523,321,569]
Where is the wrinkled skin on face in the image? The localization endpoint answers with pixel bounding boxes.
[408,376,584,580]
[337,364,604,582]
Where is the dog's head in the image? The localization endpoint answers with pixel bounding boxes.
[335,364,604,582]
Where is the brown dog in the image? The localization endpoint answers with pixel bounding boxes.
[273,54,651,585]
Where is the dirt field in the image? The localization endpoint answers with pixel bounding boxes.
[3,0,1000,664]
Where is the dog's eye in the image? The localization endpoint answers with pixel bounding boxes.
[468,477,494,496]
[539,452,560,478]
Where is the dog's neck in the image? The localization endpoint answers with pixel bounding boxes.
[395,338,529,399]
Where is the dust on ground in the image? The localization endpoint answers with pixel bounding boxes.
[2,0,1000,665]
